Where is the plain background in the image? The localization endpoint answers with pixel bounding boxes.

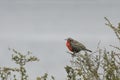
[0,0,120,79]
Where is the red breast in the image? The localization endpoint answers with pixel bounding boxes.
[66,40,72,52]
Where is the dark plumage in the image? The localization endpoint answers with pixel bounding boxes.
[66,38,92,55]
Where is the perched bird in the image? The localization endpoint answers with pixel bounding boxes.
[65,37,92,55]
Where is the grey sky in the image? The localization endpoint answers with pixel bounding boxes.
[0,0,120,79]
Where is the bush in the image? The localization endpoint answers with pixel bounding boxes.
[65,17,120,80]
[0,17,120,80]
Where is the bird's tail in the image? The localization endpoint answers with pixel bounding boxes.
[86,49,92,52]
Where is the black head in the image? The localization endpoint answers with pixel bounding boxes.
[66,37,74,42]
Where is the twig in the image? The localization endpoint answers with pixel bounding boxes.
[115,31,120,41]
[104,17,120,42]
[104,17,117,31]
[109,45,120,50]
[104,17,112,25]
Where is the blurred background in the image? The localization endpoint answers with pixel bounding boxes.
[0,0,120,79]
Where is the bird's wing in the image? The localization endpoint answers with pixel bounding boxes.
[71,40,86,52]
[74,40,86,48]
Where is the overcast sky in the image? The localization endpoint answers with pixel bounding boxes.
[0,0,120,80]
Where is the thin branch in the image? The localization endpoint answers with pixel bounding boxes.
[115,31,120,41]
[109,45,120,50]
[104,17,120,42]
[104,17,117,31]
[104,17,112,25]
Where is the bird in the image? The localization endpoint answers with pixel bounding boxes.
[65,37,92,56]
